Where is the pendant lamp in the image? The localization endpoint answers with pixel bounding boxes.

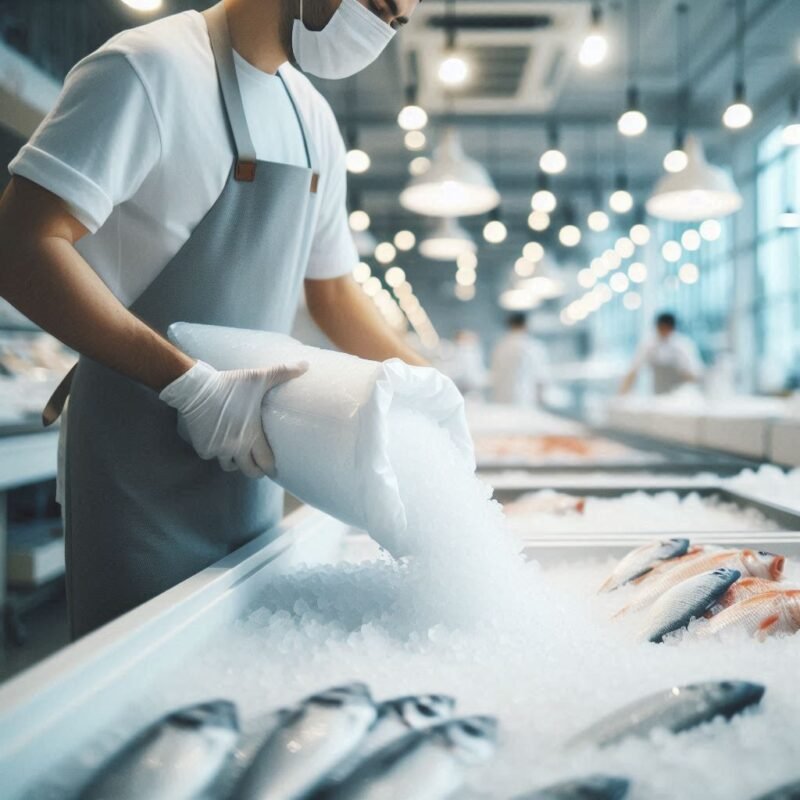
[646,135,742,221]
[400,128,501,217]
[419,217,477,261]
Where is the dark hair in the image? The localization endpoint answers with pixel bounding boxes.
[656,312,677,329]
[508,313,528,328]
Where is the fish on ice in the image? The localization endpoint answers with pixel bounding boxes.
[617,550,784,617]
[714,576,789,611]
[506,491,587,517]
[234,683,376,800]
[513,774,630,799]
[699,590,800,641]
[639,567,741,643]
[598,538,690,592]
[566,680,765,749]
[319,716,497,800]
[80,699,239,800]
[323,694,456,786]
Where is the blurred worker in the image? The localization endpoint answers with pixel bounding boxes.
[620,312,704,395]
[0,0,422,637]
[490,314,550,406]
[448,330,488,396]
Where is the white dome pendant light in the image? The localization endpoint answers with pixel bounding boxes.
[400,128,501,217]
[722,0,753,130]
[647,135,743,221]
[419,217,477,261]
[617,0,648,137]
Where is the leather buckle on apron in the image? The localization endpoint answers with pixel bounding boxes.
[235,160,257,182]
[310,172,320,194]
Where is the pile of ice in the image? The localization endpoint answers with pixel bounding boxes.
[725,465,800,513]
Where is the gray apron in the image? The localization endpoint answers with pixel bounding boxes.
[62,3,320,638]
[653,362,685,395]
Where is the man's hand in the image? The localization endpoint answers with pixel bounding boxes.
[160,361,308,478]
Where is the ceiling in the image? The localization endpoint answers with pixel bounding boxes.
[1,0,798,333]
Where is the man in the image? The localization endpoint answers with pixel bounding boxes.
[620,312,704,395]
[0,0,422,638]
[490,313,550,407]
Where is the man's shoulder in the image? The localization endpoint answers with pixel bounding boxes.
[279,65,341,140]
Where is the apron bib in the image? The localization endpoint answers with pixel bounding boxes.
[64,2,320,638]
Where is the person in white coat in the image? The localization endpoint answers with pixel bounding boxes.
[620,312,704,395]
[490,313,550,407]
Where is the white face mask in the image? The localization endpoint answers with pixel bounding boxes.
[292,0,397,80]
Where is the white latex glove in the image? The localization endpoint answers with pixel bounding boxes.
[160,360,308,478]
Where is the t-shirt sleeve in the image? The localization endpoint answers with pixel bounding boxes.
[305,106,358,280]
[8,51,161,233]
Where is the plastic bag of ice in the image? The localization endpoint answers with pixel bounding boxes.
[167,322,474,554]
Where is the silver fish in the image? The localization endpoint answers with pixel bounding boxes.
[235,683,376,800]
[514,774,630,800]
[567,681,765,749]
[598,539,690,592]
[324,694,456,786]
[751,780,800,799]
[321,716,497,800]
[80,699,239,800]
[640,567,741,643]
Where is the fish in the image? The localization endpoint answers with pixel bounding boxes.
[514,774,630,799]
[598,538,690,592]
[628,545,717,586]
[639,567,741,643]
[566,680,765,749]
[715,577,787,611]
[699,590,800,641]
[234,683,376,800]
[616,550,784,617]
[80,699,239,800]
[319,716,497,800]
[751,779,800,799]
[323,694,456,786]
[506,492,587,517]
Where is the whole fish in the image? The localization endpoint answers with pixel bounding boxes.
[715,577,787,612]
[700,590,800,640]
[639,568,741,643]
[566,680,765,749]
[751,779,800,799]
[234,683,376,800]
[617,550,784,617]
[323,694,456,786]
[514,774,630,799]
[507,492,587,517]
[321,716,497,800]
[598,538,690,592]
[80,699,239,800]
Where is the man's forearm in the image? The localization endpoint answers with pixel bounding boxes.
[305,275,428,367]
[0,178,193,392]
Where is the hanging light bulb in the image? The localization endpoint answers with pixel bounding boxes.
[374,242,397,264]
[349,209,371,232]
[352,262,371,283]
[540,125,568,174]
[779,206,800,228]
[419,217,477,261]
[528,210,551,231]
[662,240,682,262]
[385,266,406,287]
[618,87,648,136]
[630,222,651,245]
[700,219,722,241]
[681,229,701,251]
[723,82,753,129]
[346,148,371,174]
[483,210,508,244]
[404,131,427,151]
[615,236,635,258]
[394,230,416,251]
[782,96,800,146]
[609,174,633,214]
[678,262,699,284]
[438,0,469,87]
[579,2,609,68]
[523,241,545,262]
[587,210,610,232]
[623,291,642,310]
[515,258,536,278]
[457,251,478,271]
[531,174,557,213]
[455,284,476,302]
[559,225,581,247]
[398,85,428,131]
[628,262,647,282]
[409,156,431,177]
[663,131,688,173]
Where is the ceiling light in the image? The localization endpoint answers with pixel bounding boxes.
[394,281,413,298]
[532,188,557,213]
[699,219,722,241]
[540,126,567,174]
[662,240,682,262]
[455,284,476,302]
[678,262,699,284]
[779,206,800,228]
[400,128,500,217]
[623,291,642,310]
[630,222,651,245]
[578,268,597,288]
[647,135,743,221]
[345,148,371,174]
[596,283,613,303]
[352,262,371,283]
[618,88,648,137]
[483,217,508,245]
[587,210,610,232]
[602,249,621,270]
[398,104,428,132]
[590,257,607,277]
[349,209,370,232]
[419,216,477,261]
[457,251,478,271]
[409,157,431,177]
[456,268,477,287]
[663,147,688,173]
[723,3,752,131]
[528,210,551,231]
[559,224,581,247]
[723,95,753,130]
[438,54,469,86]
[385,266,406,287]
[609,190,633,215]
[499,288,540,311]
[782,95,800,146]
[394,230,416,251]
[628,261,647,283]
[515,258,535,278]
[404,130,427,151]
[523,242,545,262]
[363,276,382,297]
[615,236,635,259]
[579,2,609,68]
[610,272,630,293]
[374,242,397,264]
[121,0,162,10]
[681,229,701,251]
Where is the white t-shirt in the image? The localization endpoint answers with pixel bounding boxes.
[632,331,703,393]
[490,331,550,407]
[8,10,357,307]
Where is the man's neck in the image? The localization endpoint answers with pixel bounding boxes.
[224,0,289,75]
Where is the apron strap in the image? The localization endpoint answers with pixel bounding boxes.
[203,3,259,182]
[43,363,76,427]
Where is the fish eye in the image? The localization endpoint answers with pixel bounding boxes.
[461,722,482,736]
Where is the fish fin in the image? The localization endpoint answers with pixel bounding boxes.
[758,613,780,632]
[598,575,618,593]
